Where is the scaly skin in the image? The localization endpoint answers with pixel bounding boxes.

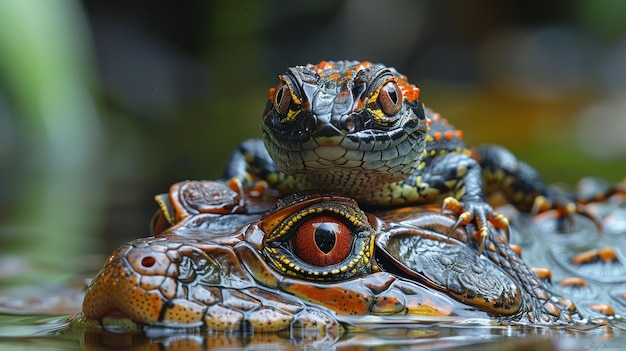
[82,183,596,332]
[77,59,626,341]
[223,60,594,250]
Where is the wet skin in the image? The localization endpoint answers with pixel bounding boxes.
[81,181,624,333]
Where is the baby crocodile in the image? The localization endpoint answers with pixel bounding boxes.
[224,60,593,252]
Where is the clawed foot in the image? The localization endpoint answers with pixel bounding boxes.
[442,197,510,256]
[531,192,602,233]
[226,177,268,199]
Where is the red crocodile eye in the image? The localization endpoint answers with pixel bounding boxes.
[378,81,403,116]
[292,215,352,266]
[274,84,292,116]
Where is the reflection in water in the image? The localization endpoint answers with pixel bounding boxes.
[1,312,625,351]
[3,187,625,350]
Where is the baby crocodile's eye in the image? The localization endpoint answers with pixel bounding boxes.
[378,81,403,116]
[366,78,404,127]
[273,83,292,116]
[292,215,352,266]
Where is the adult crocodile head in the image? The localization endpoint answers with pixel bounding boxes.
[82,181,587,333]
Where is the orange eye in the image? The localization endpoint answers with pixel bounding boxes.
[273,84,292,116]
[378,81,403,116]
[292,215,352,266]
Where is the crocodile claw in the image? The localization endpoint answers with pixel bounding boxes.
[531,194,602,233]
[442,197,510,256]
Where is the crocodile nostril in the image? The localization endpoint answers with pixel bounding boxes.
[141,256,156,268]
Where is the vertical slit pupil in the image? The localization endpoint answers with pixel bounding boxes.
[387,86,398,104]
[314,223,337,254]
[276,86,284,103]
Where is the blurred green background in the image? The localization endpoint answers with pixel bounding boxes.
[0,0,625,286]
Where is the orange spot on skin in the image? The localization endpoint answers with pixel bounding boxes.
[355,98,364,111]
[559,277,588,288]
[313,60,335,72]
[433,132,442,142]
[444,130,454,140]
[371,294,404,314]
[336,89,350,99]
[509,244,522,257]
[557,298,577,312]
[589,303,614,316]
[455,130,463,140]
[598,247,618,262]
[397,80,420,101]
[269,87,276,101]
[355,61,372,71]
[470,230,487,247]
[286,283,370,315]
[471,149,483,163]
[531,267,552,282]
[542,301,560,318]
[571,249,597,265]
[325,72,341,80]
[571,247,618,265]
